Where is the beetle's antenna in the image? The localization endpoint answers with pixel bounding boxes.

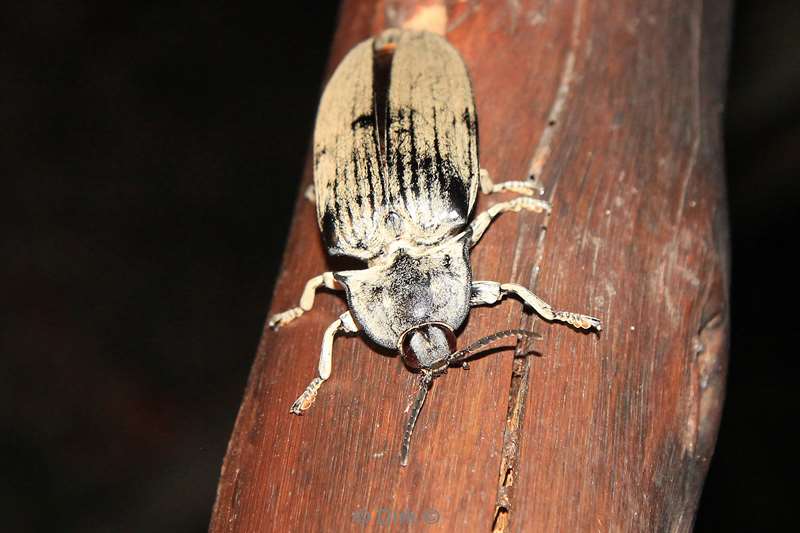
[399,330,539,465]
[400,372,434,467]
[449,329,541,363]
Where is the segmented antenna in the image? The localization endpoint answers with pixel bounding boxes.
[400,372,434,467]
[398,329,540,466]
[448,329,540,363]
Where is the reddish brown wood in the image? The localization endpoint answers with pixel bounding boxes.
[209,0,731,531]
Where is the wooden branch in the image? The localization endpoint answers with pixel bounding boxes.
[209,0,731,530]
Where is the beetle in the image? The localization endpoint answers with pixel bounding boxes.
[268,29,602,465]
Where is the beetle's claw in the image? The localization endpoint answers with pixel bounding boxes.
[577,315,602,331]
[289,400,309,415]
[269,307,304,330]
[290,377,323,414]
[558,312,602,331]
[527,175,546,196]
[290,394,314,414]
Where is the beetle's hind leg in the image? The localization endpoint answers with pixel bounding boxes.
[291,311,359,414]
[268,271,340,330]
[471,281,602,331]
[469,197,552,247]
[480,168,545,197]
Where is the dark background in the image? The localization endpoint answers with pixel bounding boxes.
[2,2,797,531]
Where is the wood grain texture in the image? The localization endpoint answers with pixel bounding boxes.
[209,0,731,531]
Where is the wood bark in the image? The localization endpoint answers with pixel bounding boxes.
[210,0,731,530]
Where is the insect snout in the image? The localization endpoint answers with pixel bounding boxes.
[398,322,457,372]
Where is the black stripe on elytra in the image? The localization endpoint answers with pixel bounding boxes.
[432,105,446,203]
[333,147,350,246]
[392,107,409,208]
[465,108,474,186]
[350,114,374,131]
[372,44,392,167]
[464,106,478,169]
[446,168,468,219]
[373,36,395,211]
[345,191,357,246]
[364,147,377,214]
[321,208,338,251]
[408,108,420,201]
[350,142,363,209]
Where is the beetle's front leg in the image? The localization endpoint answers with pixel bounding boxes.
[469,197,552,247]
[291,311,359,414]
[268,271,340,330]
[480,168,544,197]
[471,281,602,331]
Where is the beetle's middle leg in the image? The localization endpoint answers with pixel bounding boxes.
[469,197,552,247]
[471,281,602,331]
[268,271,340,330]
[291,311,359,414]
[480,168,544,197]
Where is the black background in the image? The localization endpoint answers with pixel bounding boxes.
[2,2,797,531]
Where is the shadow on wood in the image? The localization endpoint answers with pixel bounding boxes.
[210,0,731,530]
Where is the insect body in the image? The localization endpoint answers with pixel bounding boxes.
[269,29,601,465]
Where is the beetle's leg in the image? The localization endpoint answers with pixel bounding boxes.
[480,168,544,197]
[470,281,602,331]
[268,272,340,330]
[304,184,316,204]
[469,197,552,247]
[290,311,359,414]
